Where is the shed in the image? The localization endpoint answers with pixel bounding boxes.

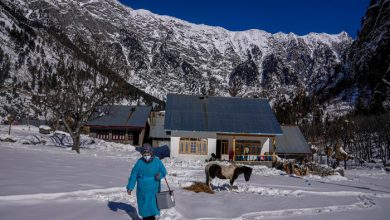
[85,105,152,146]
[275,126,312,160]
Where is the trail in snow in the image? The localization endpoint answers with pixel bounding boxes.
[196,195,375,220]
[309,179,390,194]
[1,185,389,202]
[0,187,128,203]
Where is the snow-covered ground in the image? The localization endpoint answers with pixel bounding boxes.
[1,125,390,220]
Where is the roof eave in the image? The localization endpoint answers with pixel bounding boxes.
[164,128,282,136]
[86,125,145,130]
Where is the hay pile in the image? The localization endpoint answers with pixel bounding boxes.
[183,182,214,194]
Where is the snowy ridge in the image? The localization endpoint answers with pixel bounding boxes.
[129,5,349,59]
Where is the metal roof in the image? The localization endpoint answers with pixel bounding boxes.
[275,126,311,154]
[164,94,282,135]
[86,105,151,128]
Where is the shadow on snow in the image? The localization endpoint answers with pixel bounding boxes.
[107,201,141,220]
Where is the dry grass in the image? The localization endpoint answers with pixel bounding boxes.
[183,182,214,194]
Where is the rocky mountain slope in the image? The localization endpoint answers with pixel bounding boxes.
[348,0,390,113]
[0,0,363,119]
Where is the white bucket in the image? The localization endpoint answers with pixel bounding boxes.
[156,190,175,209]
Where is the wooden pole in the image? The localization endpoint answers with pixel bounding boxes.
[8,123,11,135]
[272,137,276,164]
[7,115,13,136]
[272,137,276,152]
[233,136,236,161]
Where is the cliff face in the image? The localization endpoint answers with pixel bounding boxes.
[349,0,390,112]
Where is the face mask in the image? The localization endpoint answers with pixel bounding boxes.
[143,155,151,161]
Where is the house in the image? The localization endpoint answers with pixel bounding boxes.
[85,105,152,146]
[149,111,170,147]
[275,125,312,160]
[164,94,283,164]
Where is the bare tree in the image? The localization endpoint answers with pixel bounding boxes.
[33,59,121,153]
[2,96,32,136]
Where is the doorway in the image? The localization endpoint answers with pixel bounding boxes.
[216,140,221,159]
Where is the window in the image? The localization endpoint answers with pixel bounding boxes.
[234,140,262,161]
[97,130,109,140]
[128,133,134,141]
[221,140,229,154]
[112,131,126,141]
[179,138,208,155]
[190,142,196,153]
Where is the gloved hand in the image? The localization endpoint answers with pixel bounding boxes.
[127,190,131,195]
[155,172,160,181]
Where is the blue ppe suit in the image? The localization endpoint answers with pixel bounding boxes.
[126,157,167,217]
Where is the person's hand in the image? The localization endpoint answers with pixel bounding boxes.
[155,172,160,181]
[127,190,131,195]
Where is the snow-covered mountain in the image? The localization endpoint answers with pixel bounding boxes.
[0,0,355,118]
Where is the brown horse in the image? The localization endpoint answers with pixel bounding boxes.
[205,162,252,190]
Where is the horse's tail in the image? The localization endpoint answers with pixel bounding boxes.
[205,166,209,184]
[208,164,220,178]
[205,163,220,186]
[205,163,211,186]
[205,171,210,186]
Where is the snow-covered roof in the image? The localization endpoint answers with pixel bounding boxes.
[39,125,51,130]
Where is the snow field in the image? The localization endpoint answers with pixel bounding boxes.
[1,125,390,219]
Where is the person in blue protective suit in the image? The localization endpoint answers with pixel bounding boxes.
[126,145,167,220]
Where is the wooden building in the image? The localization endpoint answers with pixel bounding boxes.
[85,106,151,146]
